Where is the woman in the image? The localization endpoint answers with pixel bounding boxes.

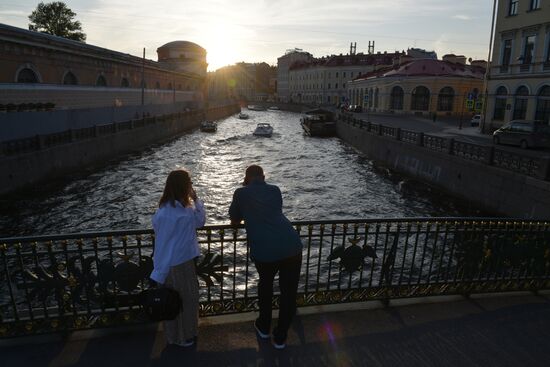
[150,169,206,347]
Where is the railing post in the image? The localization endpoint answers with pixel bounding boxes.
[417,132,424,146]
[485,146,494,165]
[447,138,454,154]
[538,157,550,181]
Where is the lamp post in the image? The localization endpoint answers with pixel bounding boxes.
[481,0,498,133]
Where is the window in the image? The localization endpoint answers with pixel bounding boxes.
[390,86,404,110]
[513,86,529,120]
[96,75,107,86]
[343,72,346,78]
[535,86,550,123]
[493,86,508,121]
[502,39,512,66]
[374,88,379,108]
[546,35,550,63]
[523,35,536,64]
[335,83,338,89]
[17,68,38,83]
[167,83,172,90]
[411,86,430,111]
[121,78,130,87]
[155,81,160,89]
[336,72,339,78]
[530,0,541,10]
[328,83,331,89]
[63,72,78,85]
[509,0,518,15]
[437,87,455,111]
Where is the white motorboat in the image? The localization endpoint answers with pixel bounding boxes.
[248,105,267,111]
[238,112,249,119]
[253,123,273,137]
[268,106,280,110]
[200,120,217,132]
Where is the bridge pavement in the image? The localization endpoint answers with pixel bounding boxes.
[2,293,550,366]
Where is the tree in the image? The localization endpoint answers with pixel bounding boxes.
[28,2,86,42]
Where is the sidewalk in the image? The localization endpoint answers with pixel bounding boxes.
[2,293,550,366]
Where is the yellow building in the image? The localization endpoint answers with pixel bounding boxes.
[347,55,486,118]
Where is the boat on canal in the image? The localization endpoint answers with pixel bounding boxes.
[300,108,336,137]
[200,120,217,132]
[238,112,249,119]
[253,123,273,137]
[248,105,267,111]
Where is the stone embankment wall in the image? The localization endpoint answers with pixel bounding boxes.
[337,115,550,218]
[0,104,240,195]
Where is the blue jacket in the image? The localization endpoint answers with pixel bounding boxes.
[229,180,302,262]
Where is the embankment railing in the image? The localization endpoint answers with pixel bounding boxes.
[1,218,549,337]
[342,115,550,181]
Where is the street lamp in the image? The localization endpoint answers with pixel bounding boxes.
[480,0,498,134]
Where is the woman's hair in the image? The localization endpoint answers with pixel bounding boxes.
[159,169,192,208]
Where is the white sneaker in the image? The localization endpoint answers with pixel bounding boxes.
[254,320,270,339]
[173,338,195,347]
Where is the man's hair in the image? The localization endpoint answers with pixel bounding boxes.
[245,165,264,178]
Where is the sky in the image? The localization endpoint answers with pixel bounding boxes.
[0,0,495,71]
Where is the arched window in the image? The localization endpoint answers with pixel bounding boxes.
[493,86,508,121]
[390,86,404,110]
[513,86,529,120]
[411,86,430,110]
[535,86,550,123]
[437,87,454,111]
[96,75,107,87]
[17,68,39,83]
[121,78,130,88]
[63,71,78,85]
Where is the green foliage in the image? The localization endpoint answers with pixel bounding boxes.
[28,1,86,42]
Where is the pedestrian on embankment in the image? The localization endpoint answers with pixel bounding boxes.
[229,165,303,350]
[150,169,206,347]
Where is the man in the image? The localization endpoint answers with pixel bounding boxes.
[229,165,303,349]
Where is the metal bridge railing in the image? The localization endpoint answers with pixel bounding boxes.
[1,218,549,337]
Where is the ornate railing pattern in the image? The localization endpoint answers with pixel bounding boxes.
[493,149,541,177]
[1,218,549,338]
[452,141,489,163]
[423,135,448,153]
[339,114,550,181]
[400,129,419,145]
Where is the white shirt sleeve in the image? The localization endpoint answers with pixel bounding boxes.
[193,199,206,228]
[150,214,176,284]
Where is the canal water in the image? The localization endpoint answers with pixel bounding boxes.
[0,110,483,237]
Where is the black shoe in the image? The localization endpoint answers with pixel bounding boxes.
[254,319,270,339]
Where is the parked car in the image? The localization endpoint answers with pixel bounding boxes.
[493,120,550,149]
[470,114,481,126]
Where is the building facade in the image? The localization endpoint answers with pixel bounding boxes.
[287,50,404,105]
[347,55,486,117]
[276,49,313,102]
[485,0,550,130]
[0,23,206,110]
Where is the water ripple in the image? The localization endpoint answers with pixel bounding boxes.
[0,110,485,236]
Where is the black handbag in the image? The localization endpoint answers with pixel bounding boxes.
[143,287,182,321]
